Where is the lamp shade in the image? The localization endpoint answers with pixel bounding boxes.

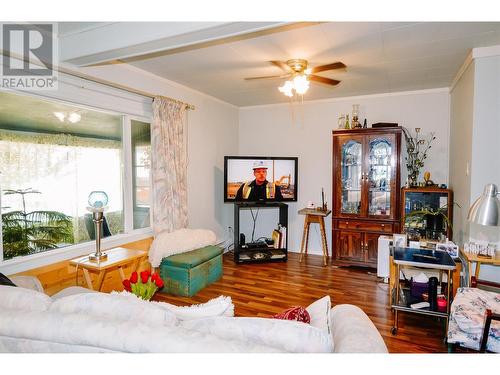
[467,184,500,226]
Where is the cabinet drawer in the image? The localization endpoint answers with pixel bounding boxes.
[336,220,393,233]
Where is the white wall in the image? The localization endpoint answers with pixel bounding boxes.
[449,51,500,283]
[469,55,500,282]
[238,89,451,255]
[449,62,475,245]
[77,63,239,243]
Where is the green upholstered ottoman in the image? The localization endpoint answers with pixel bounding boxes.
[159,245,223,297]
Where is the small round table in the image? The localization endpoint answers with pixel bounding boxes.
[298,208,331,266]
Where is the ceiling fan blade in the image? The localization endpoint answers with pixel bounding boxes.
[270,60,293,72]
[244,74,291,81]
[310,62,346,74]
[309,75,341,86]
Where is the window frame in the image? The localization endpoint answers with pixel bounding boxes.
[130,118,153,230]
[0,90,153,274]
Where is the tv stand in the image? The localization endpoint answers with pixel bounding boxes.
[233,202,288,264]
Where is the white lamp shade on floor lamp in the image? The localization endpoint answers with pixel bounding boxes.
[467,184,500,226]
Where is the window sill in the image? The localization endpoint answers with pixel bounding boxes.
[0,228,153,275]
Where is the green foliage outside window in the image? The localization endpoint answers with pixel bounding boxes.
[1,188,73,260]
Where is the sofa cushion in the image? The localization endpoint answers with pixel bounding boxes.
[160,245,222,269]
[0,285,52,312]
[0,309,282,353]
[180,316,333,353]
[50,292,177,327]
[306,295,332,333]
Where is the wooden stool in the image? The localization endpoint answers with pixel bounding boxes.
[298,208,331,266]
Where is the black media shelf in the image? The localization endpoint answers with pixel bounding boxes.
[233,202,288,264]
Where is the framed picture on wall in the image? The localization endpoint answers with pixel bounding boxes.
[393,233,407,249]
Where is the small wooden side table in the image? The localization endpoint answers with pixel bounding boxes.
[298,208,331,266]
[70,247,147,291]
[460,248,500,287]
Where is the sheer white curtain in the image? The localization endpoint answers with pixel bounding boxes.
[151,96,188,235]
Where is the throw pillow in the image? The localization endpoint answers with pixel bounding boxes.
[273,306,311,323]
[156,295,234,320]
[0,273,16,287]
[306,295,332,333]
[0,285,52,312]
[50,292,178,327]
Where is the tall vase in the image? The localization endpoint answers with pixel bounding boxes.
[408,168,419,187]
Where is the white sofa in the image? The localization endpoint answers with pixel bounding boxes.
[0,277,388,353]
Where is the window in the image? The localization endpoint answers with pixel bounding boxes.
[131,120,151,229]
[0,91,151,261]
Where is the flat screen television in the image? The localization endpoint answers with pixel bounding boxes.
[224,156,298,202]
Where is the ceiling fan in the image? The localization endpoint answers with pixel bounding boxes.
[244,59,346,96]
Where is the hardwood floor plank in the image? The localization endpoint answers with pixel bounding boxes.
[154,252,448,353]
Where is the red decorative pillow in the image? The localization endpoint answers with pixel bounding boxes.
[273,306,311,324]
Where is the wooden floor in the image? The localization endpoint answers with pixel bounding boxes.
[154,252,448,353]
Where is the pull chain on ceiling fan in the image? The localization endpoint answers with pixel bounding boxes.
[244,59,345,97]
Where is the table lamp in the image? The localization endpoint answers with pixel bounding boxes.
[467,184,500,226]
[87,191,109,262]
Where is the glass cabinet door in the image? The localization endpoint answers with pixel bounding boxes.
[339,137,363,215]
[367,135,395,218]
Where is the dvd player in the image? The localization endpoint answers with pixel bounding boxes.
[246,241,267,249]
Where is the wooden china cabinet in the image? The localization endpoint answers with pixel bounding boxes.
[332,127,402,268]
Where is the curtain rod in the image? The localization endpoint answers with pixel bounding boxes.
[1,50,196,110]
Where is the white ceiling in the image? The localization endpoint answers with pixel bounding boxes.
[123,22,500,106]
[58,22,112,37]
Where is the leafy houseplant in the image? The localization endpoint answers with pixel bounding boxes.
[404,203,459,240]
[1,188,74,259]
[123,270,164,300]
[402,127,436,187]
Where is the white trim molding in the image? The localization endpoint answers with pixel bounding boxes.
[450,44,500,92]
[450,50,473,93]
[472,45,500,59]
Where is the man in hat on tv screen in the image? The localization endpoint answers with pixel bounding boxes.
[235,160,283,201]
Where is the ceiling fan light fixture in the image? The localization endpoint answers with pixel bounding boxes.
[278,80,294,97]
[293,74,310,95]
[53,112,65,122]
[246,59,344,98]
[68,112,82,123]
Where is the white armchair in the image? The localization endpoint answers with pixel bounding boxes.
[10,275,96,299]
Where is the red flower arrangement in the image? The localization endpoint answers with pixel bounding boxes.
[122,270,164,300]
